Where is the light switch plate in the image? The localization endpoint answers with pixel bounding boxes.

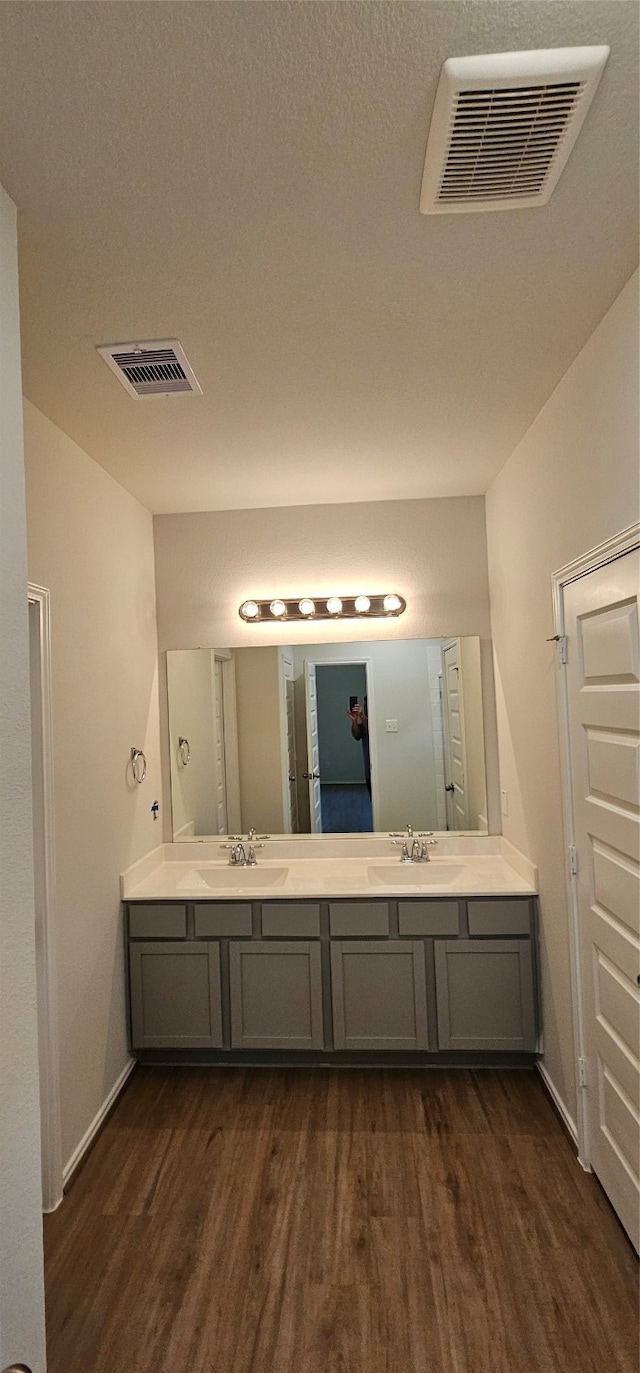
[385,719,398,733]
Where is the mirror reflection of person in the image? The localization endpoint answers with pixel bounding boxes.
[348,702,371,797]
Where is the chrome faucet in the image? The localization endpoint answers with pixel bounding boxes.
[230,842,247,865]
[391,837,438,863]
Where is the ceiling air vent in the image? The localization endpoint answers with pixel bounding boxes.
[96,339,202,398]
[420,46,609,214]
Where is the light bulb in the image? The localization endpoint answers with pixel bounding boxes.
[298,599,315,616]
[326,597,343,615]
[240,600,259,619]
[354,595,371,614]
[383,594,402,613]
[270,599,287,617]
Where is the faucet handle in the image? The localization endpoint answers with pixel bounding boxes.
[420,839,438,860]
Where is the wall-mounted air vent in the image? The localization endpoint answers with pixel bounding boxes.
[96,339,202,398]
[420,46,609,214]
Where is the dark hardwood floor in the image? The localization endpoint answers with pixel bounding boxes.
[44,1067,638,1373]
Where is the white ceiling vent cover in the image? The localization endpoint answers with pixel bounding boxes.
[96,339,202,398]
[420,46,609,214]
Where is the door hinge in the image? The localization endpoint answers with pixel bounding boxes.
[578,1056,588,1089]
[569,845,578,876]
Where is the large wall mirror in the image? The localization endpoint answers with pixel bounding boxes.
[166,637,489,839]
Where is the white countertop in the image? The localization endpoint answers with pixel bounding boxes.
[122,836,537,901]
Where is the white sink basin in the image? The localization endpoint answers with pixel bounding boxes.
[177,865,289,892]
[367,862,465,888]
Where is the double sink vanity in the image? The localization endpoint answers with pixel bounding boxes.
[122,835,539,1063]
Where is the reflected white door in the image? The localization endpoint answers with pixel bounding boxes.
[304,661,322,833]
[565,547,639,1251]
[213,656,228,834]
[285,672,299,833]
[442,640,469,830]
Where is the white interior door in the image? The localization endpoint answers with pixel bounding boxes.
[212,655,228,834]
[564,547,639,1251]
[304,660,322,833]
[442,640,469,830]
[285,670,299,833]
[29,588,63,1214]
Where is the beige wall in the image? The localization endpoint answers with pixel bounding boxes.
[24,400,162,1170]
[234,646,287,832]
[167,649,218,835]
[0,184,47,1373]
[486,270,639,1128]
[154,496,500,835]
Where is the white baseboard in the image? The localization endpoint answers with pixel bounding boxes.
[537,1062,578,1146]
[62,1058,136,1188]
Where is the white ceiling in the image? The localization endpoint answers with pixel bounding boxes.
[0,1,637,514]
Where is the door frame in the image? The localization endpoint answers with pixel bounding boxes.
[303,655,378,831]
[28,582,63,1212]
[551,522,639,1169]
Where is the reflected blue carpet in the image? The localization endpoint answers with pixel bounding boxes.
[320,784,373,833]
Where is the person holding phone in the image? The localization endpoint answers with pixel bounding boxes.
[348,698,371,798]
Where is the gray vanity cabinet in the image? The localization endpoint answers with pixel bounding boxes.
[434,938,536,1051]
[331,940,429,1050]
[229,940,324,1050]
[129,941,223,1049]
[125,892,538,1059]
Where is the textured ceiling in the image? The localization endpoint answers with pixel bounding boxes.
[0,1,637,514]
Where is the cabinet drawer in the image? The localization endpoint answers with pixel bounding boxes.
[261,903,320,938]
[194,903,252,937]
[128,904,186,939]
[398,900,460,937]
[467,900,531,937]
[329,901,389,937]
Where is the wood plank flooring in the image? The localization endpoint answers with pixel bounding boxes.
[44,1067,638,1373]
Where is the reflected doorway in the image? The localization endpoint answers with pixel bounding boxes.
[315,662,373,833]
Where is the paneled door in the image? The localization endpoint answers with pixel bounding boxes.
[564,547,639,1250]
[442,639,469,829]
[213,655,228,834]
[304,660,322,833]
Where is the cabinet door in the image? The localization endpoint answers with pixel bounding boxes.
[229,941,324,1050]
[435,939,536,1051]
[331,941,428,1051]
[129,941,222,1049]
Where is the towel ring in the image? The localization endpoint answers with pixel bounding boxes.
[178,737,191,766]
[131,748,147,784]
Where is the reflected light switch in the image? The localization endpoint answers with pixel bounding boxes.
[385,719,399,733]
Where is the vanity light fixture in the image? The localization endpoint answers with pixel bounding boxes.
[239,600,260,619]
[383,594,402,613]
[238,594,406,623]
